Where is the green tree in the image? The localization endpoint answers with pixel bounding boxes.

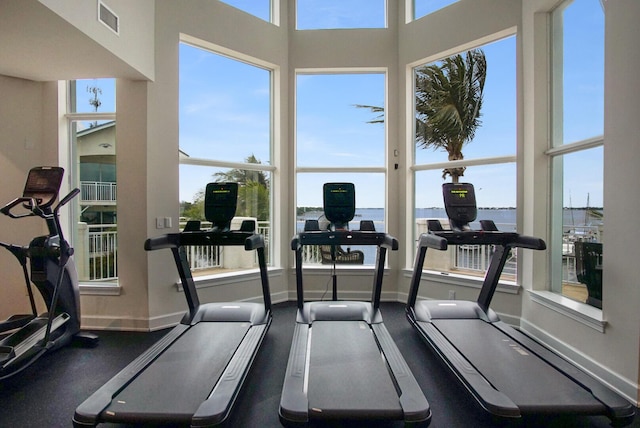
[180,193,205,220]
[415,49,487,182]
[180,155,270,223]
[213,154,269,187]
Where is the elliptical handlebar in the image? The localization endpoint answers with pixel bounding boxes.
[55,188,80,214]
[1,197,44,219]
[0,188,79,221]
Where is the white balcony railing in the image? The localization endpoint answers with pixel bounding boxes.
[76,223,118,281]
[80,181,117,203]
[75,220,582,283]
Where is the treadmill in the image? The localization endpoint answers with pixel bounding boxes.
[279,183,431,427]
[73,182,272,428]
[406,182,634,425]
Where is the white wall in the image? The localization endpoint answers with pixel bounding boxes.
[519,0,640,403]
[38,0,155,80]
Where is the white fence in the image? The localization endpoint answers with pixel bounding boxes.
[76,220,584,282]
[76,223,118,281]
[80,181,117,203]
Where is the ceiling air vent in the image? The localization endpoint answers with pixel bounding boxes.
[98,1,119,35]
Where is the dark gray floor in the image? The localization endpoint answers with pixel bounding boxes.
[0,301,637,427]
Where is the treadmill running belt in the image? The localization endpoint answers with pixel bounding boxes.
[103,322,250,422]
[307,321,402,419]
[433,319,605,413]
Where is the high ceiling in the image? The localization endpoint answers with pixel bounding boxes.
[0,0,147,82]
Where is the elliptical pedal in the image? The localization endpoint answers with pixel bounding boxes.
[10,313,70,360]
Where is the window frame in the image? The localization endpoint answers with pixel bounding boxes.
[408,34,518,286]
[547,0,605,307]
[178,38,278,277]
[64,80,119,294]
[295,0,388,30]
[294,69,389,267]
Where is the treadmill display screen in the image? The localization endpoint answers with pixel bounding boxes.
[323,183,355,227]
[204,182,238,227]
[443,182,477,225]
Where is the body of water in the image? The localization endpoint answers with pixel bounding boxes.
[297,208,602,266]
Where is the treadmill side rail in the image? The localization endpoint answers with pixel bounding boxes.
[72,325,189,427]
[371,323,432,423]
[492,321,636,423]
[412,319,520,418]
[193,322,271,427]
[279,323,310,426]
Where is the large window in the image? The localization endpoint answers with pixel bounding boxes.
[296,0,386,30]
[411,0,459,21]
[67,78,118,285]
[219,0,273,24]
[549,0,604,308]
[411,36,517,280]
[296,72,386,266]
[179,41,274,276]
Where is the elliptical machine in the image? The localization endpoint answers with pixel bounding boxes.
[0,166,97,380]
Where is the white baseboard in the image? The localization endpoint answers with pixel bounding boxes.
[521,318,639,405]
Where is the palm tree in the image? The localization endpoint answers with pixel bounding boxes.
[180,154,270,222]
[415,49,486,182]
[214,154,270,221]
[213,154,269,187]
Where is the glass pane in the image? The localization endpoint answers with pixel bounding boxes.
[71,79,116,114]
[556,148,603,305]
[296,73,385,167]
[180,164,272,274]
[179,43,271,163]
[219,0,271,22]
[555,0,604,144]
[414,164,517,279]
[413,0,459,20]
[72,119,118,283]
[297,173,385,266]
[296,0,386,29]
[415,36,516,165]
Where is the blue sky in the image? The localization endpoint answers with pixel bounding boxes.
[77,0,604,209]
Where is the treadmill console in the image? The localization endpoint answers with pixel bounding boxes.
[323,182,355,230]
[443,182,477,231]
[204,182,238,231]
[23,166,64,209]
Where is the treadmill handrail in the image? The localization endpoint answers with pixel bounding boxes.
[408,230,546,314]
[145,230,259,251]
[292,230,398,310]
[291,230,398,251]
[426,230,546,251]
[145,229,271,321]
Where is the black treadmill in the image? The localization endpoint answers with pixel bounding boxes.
[279,183,431,427]
[73,182,272,428]
[406,182,634,425]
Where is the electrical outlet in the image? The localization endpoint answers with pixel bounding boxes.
[156,217,164,229]
[164,217,172,228]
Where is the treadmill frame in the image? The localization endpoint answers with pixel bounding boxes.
[406,229,635,425]
[279,228,431,427]
[73,228,272,428]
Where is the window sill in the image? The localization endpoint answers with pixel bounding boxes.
[79,282,121,296]
[528,290,606,333]
[179,267,283,291]
[403,268,521,295]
